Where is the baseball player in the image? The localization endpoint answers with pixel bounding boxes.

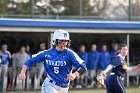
[98,44,110,70]
[110,43,119,57]
[97,44,140,93]
[0,44,11,91]
[19,29,87,93]
[76,45,88,88]
[86,44,99,88]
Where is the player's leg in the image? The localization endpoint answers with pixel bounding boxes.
[1,64,8,91]
[7,67,13,90]
[26,69,32,89]
[12,68,16,90]
[75,76,81,88]
[106,87,113,93]
[58,86,69,93]
[80,74,85,86]
[105,76,114,93]
[36,63,44,89]
[41,78,58,93]
[106,75,126,93]
[87,70,96,88]
[92,70,96,85]
[114,76,126,93]
[16,67,25,90]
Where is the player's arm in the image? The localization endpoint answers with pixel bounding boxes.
[101,64,113,75]
[19,51,46,80]
[67,63,87,81]
[97,64,113,85]
[67,51,87,80]
[127,64,140,72]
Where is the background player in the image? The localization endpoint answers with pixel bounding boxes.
[35,43,46,89]
[97,44,140,93]
[86,44,99,88]
[76,44,88,88]
[19,29,87,93]
[110,43,119,57]
[98,44,110,70]
[0,44,11,92]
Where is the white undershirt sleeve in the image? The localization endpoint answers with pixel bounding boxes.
[126,67,133,72]
[102,64,113,74]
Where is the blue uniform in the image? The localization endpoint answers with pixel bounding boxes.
[86,51,99,70]
[1,51,11,65]
[24,48,86,87]
[26,51,32,58]
[105,55,127,93]
[110,49,118,57]
[98,51,110,70]
[77,52,88,65]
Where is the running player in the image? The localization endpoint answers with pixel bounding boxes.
[19,29,87,93]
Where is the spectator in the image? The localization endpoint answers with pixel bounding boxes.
[76,45,88,88]
[110,43,119,57]
[25,45,32,58]
[98,44,110,70]
[86,44,99,88]
[0,44,11,92]
[13,46,30,89]
[35,43,46,88]
[25,45,33,89]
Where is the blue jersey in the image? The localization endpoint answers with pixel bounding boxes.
[1,51,11,65]
[86,50,99,70]
[24,48,85,85]
[110,49,118,57]
[98,51,110,70]
[77,52,88,65]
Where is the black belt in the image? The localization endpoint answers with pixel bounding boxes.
[49,79,68,88]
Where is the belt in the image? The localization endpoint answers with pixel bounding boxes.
[49,79,68,88]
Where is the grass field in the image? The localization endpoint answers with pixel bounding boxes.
[6,87,140,93]
[68,88,140,93]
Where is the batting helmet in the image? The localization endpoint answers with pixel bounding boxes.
[52,29,70,41]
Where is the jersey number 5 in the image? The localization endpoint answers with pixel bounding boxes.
[54,67,59,74]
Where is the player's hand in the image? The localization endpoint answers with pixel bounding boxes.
[97,72,106,86]
[19,73,26,80]
[67,72,79,81]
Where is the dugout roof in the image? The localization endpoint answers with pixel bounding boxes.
[0,18,140,33]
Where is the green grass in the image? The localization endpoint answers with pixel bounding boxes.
[68,88,140,93]
[6,87,140,93]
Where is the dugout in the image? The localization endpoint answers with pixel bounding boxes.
[0,19,140,86]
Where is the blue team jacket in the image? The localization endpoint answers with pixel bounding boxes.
[1,51,11,65]
[110,49,118,57]
[77,52,88,65]
[98,51,110,70]
[86,50,99,70]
